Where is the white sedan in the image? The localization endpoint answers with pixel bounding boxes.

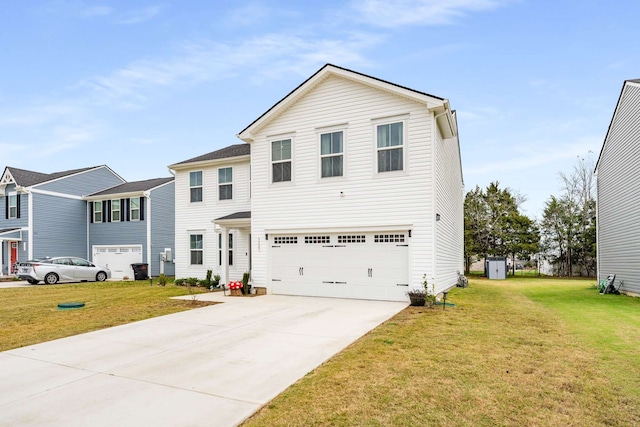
[17,257,111,285]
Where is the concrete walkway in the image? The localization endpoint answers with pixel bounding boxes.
[0,293,407,426]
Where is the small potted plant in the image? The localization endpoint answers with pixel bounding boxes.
[407,275,437,307]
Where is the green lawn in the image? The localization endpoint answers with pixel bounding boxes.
[0,281,212,352]
[243,276,640,426]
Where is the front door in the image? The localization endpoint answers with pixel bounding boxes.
[10,242,18,273]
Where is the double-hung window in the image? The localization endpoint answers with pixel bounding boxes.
[320,131,343,178]
[218,167,232,200]
[271,139,292,183]
[190,234,203,265]
[93,201,103,223]
[130,198,140,221]
[8,194,17,219]
[377,122,404,173]
[111,199,121,222]
[190,171,203,202]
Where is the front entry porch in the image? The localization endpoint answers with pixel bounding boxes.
[213,211,251,286]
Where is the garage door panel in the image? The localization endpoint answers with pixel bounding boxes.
[270,232,409,301]
[93,246,142,280]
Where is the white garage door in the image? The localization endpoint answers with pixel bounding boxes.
[270,232,409,301]
[93,245,143,280]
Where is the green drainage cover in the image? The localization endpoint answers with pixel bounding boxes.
[58,302,85,310]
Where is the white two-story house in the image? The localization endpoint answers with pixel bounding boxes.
[237,64,463,301]
[171,64,463,301]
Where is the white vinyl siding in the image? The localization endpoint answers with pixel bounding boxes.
[173,160,251,280]
[248,74,456,300]
[597,82,640,295]
[190,171,203,203]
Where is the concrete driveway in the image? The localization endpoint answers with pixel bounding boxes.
[0,280,30,288]
[0,293,407,427]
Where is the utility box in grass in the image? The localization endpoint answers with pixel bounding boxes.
[486,257,507,280]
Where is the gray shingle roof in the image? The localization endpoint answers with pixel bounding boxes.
[172,144,250,166]
[87,177,174,197]
[215,211,251,221]
[6,166,101,187]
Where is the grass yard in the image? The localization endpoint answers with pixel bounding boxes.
[0,281,212,352]
[243,277,640,426]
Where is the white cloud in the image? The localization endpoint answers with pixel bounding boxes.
[351,0,511,28]
[80,5,112,18]
[225,1,272,27]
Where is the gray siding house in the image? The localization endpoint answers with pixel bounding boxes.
[85,177,175,279]
[0,166,125,275]
[595,79,640,296]
[0,165,175,280]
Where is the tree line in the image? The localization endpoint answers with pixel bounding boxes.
[464,157,596,277]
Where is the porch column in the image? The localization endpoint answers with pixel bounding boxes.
[220,227,229,286]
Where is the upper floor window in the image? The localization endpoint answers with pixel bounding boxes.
[7,194,17,219]
[320,131,343,178]
[111,199,121,222]
[377,122,404,173]
[190,171,203,202]
[93,201,103,223]
[190,234,203,265]
[271,139,292,183]
[218,167,232,200]
[130,198,140,221]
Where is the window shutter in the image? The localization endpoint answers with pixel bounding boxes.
[16,194,20,218]
[90,202,94,223]
[140,197,145,221]
[125,198,130,221]
[4,196,7,219]
[102,201,108,222]
[107,200,112,222]
[121,198,126,221]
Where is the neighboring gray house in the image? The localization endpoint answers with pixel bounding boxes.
[0,165,175,280]
[0,165,125,276]
[595,79,640,296]
[85,177,175,279]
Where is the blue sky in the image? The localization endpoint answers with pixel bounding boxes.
[1,1,638,217]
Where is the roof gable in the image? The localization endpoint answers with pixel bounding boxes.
[1,165,108,188]
[237,63,451,142]
[595,79,640,172]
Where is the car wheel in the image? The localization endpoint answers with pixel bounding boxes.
[27,279,39,285]
[44,273,59,285]
[96,271,107,282]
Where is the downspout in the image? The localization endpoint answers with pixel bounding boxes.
[595,169,600,282]
[86,200,90,260]
[431,111,438,289]
[144,191,152,277]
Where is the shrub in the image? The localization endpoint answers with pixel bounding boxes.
[242,271,251,294]
[157,274,167,286]
[186,277,199,287]
[174,278,185,286]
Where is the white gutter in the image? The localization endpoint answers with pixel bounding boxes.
[144,191,152,276]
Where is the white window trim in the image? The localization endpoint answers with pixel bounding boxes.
[269,135,295,184]
[218,167,233,201]
[8,192,17,219]
[189,170,204,203]
[190,233,204,266]
[130,198,140,221]
[93,201,103,223]
[111,199,121,222]
[372,115,409,176]
[317,126,347,180]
